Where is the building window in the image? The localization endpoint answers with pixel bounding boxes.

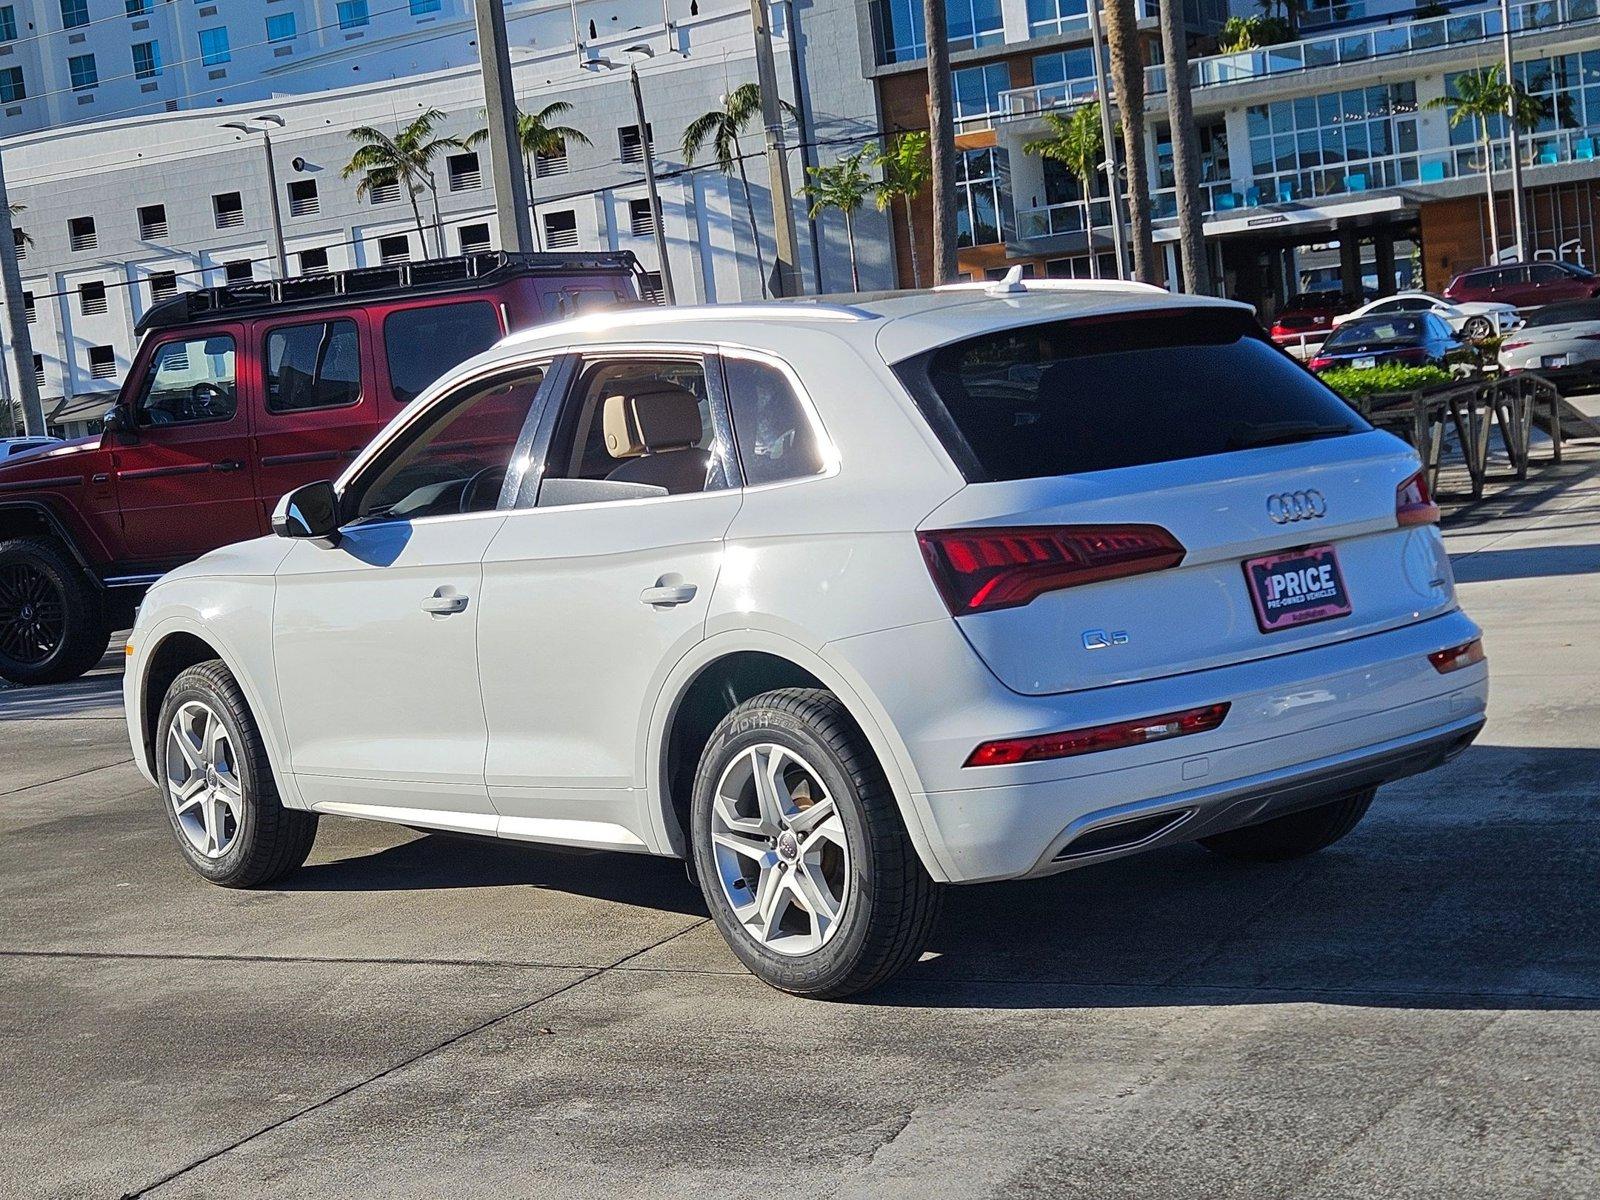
[640,271,664,303]
[224,260,254,284]
[60,0,88,29]
[368,177,399,205]
[299,247,330,274]
[618,124,652,165]
[1247,83,1419,199]
[378,234,410,264]
[23,290,34,323]
[67,53,97,92]
[68,216,96,251]
[0,6,16,41]
[137,204,168,238]
[89,345,117,380]
[1026,0,1087,37]
[446,151,480,191]
[955,148,1009,247]
[336,0,369,28]
[458,222,491,254]
[1032,48,1095,90]
[535,146,568,177]
[0,66,23,103]
[213,191,244,229]
[132,41,162,80]
[287,179,318,216]
[953,62,1011,127]
[265,12,296,41]
[79,281,108,315]
[871,0,1002,64]
[198,27,230,66]
[13,226,26,260]
[125,0,151,14]
[628,198,657,238]
[543,210,578,249]
[32,354,44,391]
[409,0,441,13]
[149,270,178,300]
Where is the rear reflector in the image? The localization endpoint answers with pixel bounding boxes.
[1429,638,1485,673]
[918,524,1186,615]
[964,702,1230,767]
[1396,469,1440,527]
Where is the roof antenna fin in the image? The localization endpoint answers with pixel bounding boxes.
[987,265,1027,296]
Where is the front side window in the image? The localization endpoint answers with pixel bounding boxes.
[897,311,1368,482]
[724,357,828,486]
[351,366,544,522]
[382,301,501,403]
[538,358,727,504]
[265,320,361,413]
[134,335,237,426]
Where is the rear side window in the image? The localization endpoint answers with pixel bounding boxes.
[265,319,361,413]
[724,357,827,486]
[383,301,501,404]
[1524,299,1600,327]
[896,310,1368,482]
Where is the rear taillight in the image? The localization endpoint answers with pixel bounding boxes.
[918,525,1186,615]
[1307,356,1333,371]
[1500,340,1528,352]
[964,703,1231,767]
[1429,638,1485,673]
[1395,469,1440,527]
[1391,346,1431,364]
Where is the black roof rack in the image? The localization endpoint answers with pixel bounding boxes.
[134,250,644,335]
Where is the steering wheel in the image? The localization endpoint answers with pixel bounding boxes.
[188,382,231,419]
[458,465,508,513]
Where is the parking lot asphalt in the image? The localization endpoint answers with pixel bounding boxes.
[3,449,1599,1199]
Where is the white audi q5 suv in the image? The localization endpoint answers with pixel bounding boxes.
[125,280,1487,998]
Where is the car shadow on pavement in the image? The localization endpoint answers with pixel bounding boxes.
[1451,545,1600,583]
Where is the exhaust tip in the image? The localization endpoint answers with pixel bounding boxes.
[1053,809,1192,862]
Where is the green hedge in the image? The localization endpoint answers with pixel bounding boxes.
[1317,364,1452,400]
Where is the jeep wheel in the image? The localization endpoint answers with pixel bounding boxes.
[690,688,942,999]
[0,538,111,686]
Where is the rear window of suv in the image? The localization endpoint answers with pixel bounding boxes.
[383,301,502,403]
[895,309,1368,482]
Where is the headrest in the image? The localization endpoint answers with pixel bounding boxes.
[603,382,702,458]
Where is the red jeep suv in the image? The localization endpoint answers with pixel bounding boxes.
[0,251,645,684]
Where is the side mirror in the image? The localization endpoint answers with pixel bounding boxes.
[102,406,137,442]
[271,479,342,547]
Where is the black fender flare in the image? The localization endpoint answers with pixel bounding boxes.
[0,500,104,587]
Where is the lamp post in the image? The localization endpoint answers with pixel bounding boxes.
[1086,0,1128,280]
[473,0,533,251]
[591,46,677,304]
[1499,0,1527,262]
[0,151,42,435]
[221,114,288,279]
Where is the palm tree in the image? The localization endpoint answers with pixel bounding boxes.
[1158,0,1212,294]
[1024,107,1106,278]
[924,0,959,283]
[343,109,464,259]
[872,132,932,288]
[1104,0,1157,283]
[1426,67,1549,262]
[682,83,793,299]
[804,145,875,291]
[468,102,590,251]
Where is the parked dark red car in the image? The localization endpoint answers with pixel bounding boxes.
[1443,261,1600,309]
[0,251,645,684]
[1269,292,1364,352]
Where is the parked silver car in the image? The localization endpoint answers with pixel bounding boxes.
[1499,299,1600,388]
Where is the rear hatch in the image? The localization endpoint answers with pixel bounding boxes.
[897,307,1454,696]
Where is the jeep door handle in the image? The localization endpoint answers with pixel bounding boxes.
[213,460,244,473]
[422,587,469,615]
[640,583,697,607]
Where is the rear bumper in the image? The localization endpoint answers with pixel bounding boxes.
[825,608,1487,883]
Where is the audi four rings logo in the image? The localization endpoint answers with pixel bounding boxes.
[1267,490,1328,523]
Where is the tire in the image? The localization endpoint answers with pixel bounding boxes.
[0,537,111,686]
[1198,789,1376,863]
[155,659,318,888]
[690,688,941,999]
[1463,316,1493,341]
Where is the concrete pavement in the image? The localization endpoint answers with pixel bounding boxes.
[2,447,1597,1199]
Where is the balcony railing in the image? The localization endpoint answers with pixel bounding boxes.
[1016,197,1116,241]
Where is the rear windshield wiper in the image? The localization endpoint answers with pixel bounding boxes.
[1227,421,1356,450]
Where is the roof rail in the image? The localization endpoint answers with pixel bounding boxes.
[936,267,1169,297]
[133,250,645,335]
[500,301,873,344]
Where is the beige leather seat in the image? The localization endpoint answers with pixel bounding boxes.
[602,381,714,495]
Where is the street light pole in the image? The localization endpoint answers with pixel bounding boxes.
[222,115,288,278]
[628,62,676,304]
[0,151,44,435]
[1499,0,1527,262]
[473,0,533,252]
[1086,0,1128,280]
[750,0,801,297]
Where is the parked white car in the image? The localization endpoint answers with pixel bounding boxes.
[1498,298,1600,386]
[124,280,1488,998]
[1333,291,1519,340]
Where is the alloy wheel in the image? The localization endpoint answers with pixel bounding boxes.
[709,743,852,956]
[0,562,65,666]
[165,700,244,859]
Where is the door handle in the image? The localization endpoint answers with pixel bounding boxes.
[212,460,243,473]
[422,587,469,615]
[640,582,698,608]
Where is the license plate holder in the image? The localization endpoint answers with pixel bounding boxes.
[1542,354,1570,369]
[1243,543,1352,633]
[1354,356,1377,370]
